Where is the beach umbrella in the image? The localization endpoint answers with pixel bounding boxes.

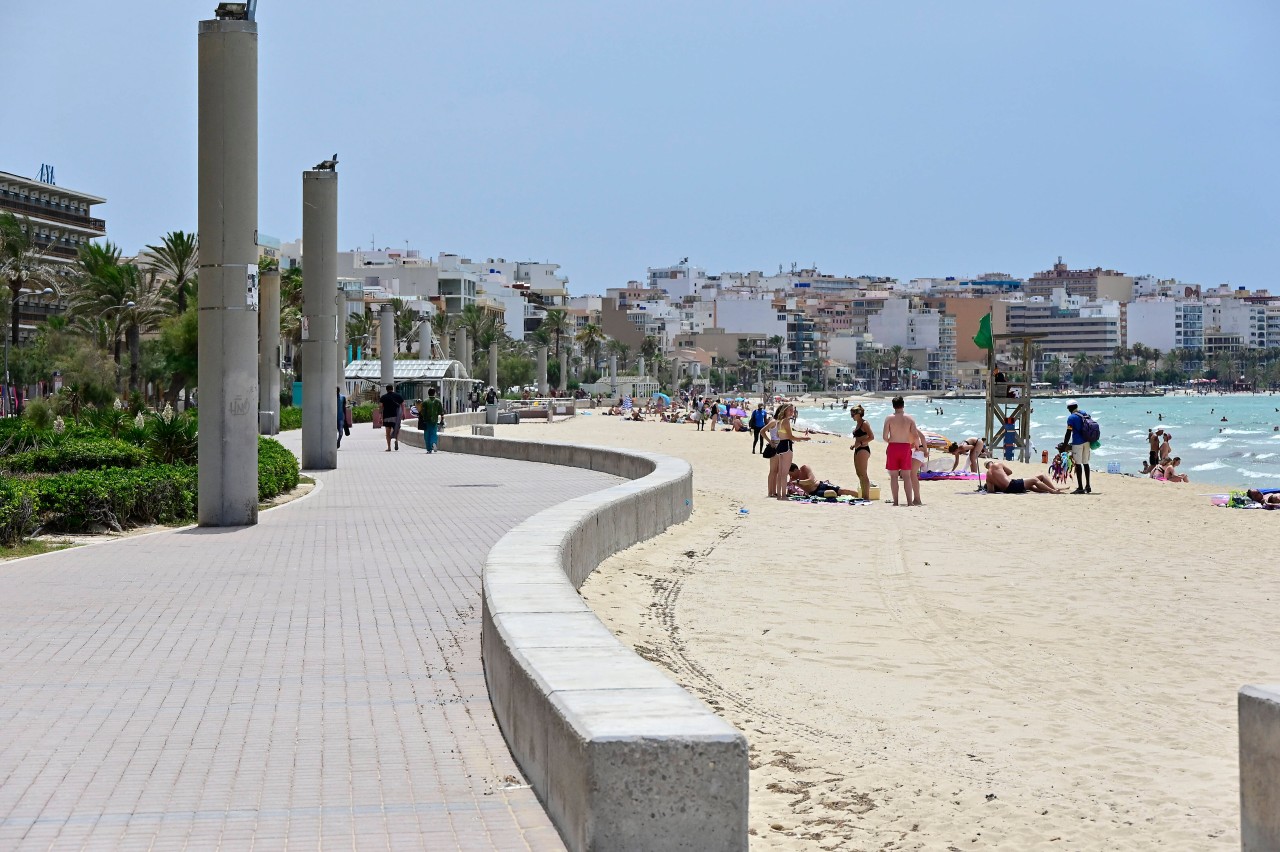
[729,407,747,417]
[652,392,671,403]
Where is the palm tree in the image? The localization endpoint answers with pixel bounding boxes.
[640,335,659,363]
[116,265,169,394]
[67,242,130,364]
[605,338,630,371]
[0,213,65,346]
[902,354,916,390]
[540,308,570,361]
[145,230,198,315]
[1072,352,1091,388]
[888,344,904,389]
[768,334,785,379]
[346,310,373,352]
[428,310,453,359]
[576,323,606,374]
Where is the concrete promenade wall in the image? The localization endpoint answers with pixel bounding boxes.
[399,426,749,851]
[1241,684,1280,851]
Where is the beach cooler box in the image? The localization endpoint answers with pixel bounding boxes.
[1106,461,1121,474]
[868,485,881,501]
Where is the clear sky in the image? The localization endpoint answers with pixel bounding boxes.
[4,1,1277,292]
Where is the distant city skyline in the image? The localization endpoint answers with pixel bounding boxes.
[3,0,1277,293]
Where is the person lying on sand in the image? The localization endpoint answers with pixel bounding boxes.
[788,463,860,498]
[1247,488,1280,508]
[984,461,1067,494]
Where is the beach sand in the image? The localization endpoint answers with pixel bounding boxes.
[490,406,1280,850]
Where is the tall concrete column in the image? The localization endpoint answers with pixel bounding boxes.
[558,348,568,393]
[671,358,681,394]
[198,15,259,526]
[379,303,394,389]
[609,355,618,395]
[454,328,468,376]
[257,267,280,435]
[488,341,499,389]
[637,356,645,378]
[301,170,338,471]
[336,289,346,384]
[537,346,549,396]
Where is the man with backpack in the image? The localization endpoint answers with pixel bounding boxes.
[1063,400,1099,494]
[749,403,768,453]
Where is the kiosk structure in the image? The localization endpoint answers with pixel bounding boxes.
[983,333,1047,464]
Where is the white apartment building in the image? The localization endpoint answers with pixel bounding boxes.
[1127,298,1206,353]
[866,298,956,387]
[1003,290,1122,359]
[1205,295,1267,349]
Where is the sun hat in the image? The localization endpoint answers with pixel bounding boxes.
[1066,399,1078,407]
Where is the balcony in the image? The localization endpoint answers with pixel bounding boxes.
[0,190,106,233]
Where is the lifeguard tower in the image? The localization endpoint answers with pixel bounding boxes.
[984,333,1047,463]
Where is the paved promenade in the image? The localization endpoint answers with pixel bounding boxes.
[0,424,620,850]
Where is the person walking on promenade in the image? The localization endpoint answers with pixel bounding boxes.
[380,383,404,452]
[849,405,874,500]
[881,396,920,506]
[419,387,444,453]
[336,386,348,449]
[749,403,768,453]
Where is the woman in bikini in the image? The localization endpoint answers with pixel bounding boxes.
[772,404,811,501]
[762,406,784,498]
[849,405,873,500]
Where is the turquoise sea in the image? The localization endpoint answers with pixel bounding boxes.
[796,393,1280,489]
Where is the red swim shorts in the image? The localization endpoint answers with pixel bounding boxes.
[885,442,912,471]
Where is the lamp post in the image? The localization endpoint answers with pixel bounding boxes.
[2,287,55,417]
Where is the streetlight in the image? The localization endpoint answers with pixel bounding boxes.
[2,287,55,417]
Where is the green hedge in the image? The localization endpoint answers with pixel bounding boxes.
[3,437,149,473]
[279,406,302,431]
[351,403,373,423]
[258,437,300,501]
[0,440,301,543]
[0,479,38,546]
[31,464,199,533]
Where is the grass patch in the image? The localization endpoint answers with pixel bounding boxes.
[1,540,76,562]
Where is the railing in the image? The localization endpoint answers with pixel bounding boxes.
[0,193,106,232]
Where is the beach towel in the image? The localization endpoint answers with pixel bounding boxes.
[788,495,872,506]
[919,471,982,481]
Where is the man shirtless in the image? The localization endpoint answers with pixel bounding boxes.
[1247,488,1280,508]
[983,461,1067,494]
[1147,428,1163,468]
[881,396,921,506]
[788,463,859,498]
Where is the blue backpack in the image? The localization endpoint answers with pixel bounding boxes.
[1078,411,1101,443]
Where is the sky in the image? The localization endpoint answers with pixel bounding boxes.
[3,1,1278,293]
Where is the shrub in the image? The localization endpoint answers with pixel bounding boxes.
[258,437,300,501]
[82,404,132,437]
[351,403,373,423]
[146,407,198,464]
[32,465,199,533]
[279,407,302,431]
[3,437,149,473]
[0,479,39,546]
[21,398,55,431]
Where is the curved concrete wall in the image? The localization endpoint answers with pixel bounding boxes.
[399,427,749,851]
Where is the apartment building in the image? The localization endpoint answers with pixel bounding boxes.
[1004,291,1123,359]
[1,169,107,342]
[1025,257,1133,302]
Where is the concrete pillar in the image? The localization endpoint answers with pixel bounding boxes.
[379,303,394,389]
[1241,684,1280,849]
[488,341,499,389]
[336,289,346,384]
[671,358,681,394]
[537,346,549,396]
[301,170,338,471]
[454,328,468,376]
[418,318,431,358]
[558,348,568,393]
[257,267,280,435]
[197,15,259,526]
[637,356,645,378]
[609,355,618,395]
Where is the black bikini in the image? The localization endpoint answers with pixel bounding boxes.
[853,424,871,455]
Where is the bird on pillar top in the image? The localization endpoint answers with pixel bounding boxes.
[313,153,338,170]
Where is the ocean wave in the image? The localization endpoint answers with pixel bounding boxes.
[1190,440,1227,450]
[1256,453,1277,460]
[1191,461,1228,471]
[1220,428,1264,435]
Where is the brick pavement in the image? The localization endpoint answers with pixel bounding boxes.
[0,423,621,850]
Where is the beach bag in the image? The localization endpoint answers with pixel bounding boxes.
[343,406,353,428]
[1078,412,1101,443]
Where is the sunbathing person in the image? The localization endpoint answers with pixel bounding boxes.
[1246,488,1280,508]
[1165,457,1189,483]
[788,463,859,498]
[983,461,1067,494]
[946,437,985,472]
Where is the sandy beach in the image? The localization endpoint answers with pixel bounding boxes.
[491,403,1280,850]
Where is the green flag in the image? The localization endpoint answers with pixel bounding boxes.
[972,312,993,351]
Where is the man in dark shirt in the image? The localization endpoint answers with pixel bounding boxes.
[380,383,404,451]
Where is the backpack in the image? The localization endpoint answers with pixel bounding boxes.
[1078,411,1101,443]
